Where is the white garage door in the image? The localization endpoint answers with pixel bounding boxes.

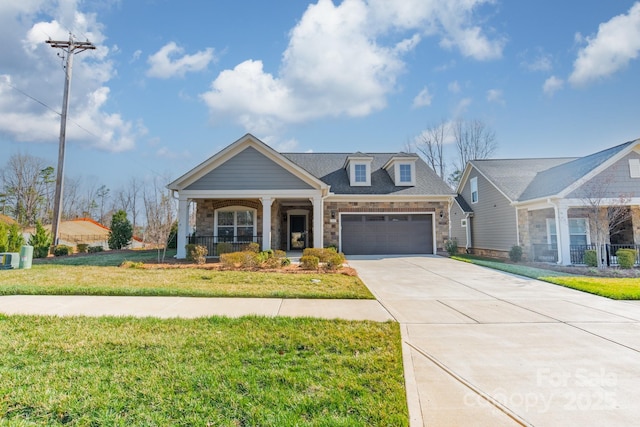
[341,214,433,255]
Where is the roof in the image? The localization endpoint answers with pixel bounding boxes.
[454,195,474,214]
[467,138,639,202]
[0,214,17,226]
[282,152,454,196]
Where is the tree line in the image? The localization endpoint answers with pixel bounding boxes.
[0,153,176,252]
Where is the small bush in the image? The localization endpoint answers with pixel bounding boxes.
[274,250,287,259]
[120,260,144,269]
[76,243,89,253]
[88,246,104,253]
[616,249,637,269]
[220,251,261,269]
[444,239,458,256]
[281,258,291,267]
[185,244,208,264]
[216,242,233,256]
[302,247,337,263]
[53,245,72,257]
[509,245,523,263]
[28,220,52,258]
[326,254,345,270]
[300,255,319,270]
[243,242,260,253]
[584,250,598,267]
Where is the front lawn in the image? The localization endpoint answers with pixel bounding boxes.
[0,315,407,426]
[0,265,373,299]
[451,255,640,300]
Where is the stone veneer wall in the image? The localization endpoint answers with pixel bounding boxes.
[322,200,449,253]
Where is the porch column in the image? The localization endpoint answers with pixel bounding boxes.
[312,196,323,248]
[176,195,190,259]
[261,197,273,251]
[555,204,571,265]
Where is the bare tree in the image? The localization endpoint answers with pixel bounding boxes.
[415,120,449,178]
[577,168,633,269]
[96,184,110,225]
[0,153,51,225]
[62,176,82,219]
[452,119,497,172]
[143,176,176,262]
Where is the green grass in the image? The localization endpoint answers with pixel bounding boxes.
[541,276,640,300]
[0,265,373,299]
[451,255,640,300]
[35,249,177,266]
[0,315,407,426]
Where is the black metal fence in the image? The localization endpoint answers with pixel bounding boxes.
[531,243,640,266]
[187,236,263,257]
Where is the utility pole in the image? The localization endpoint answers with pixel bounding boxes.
[46,34,95,247]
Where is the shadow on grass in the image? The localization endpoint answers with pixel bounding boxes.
[34,249,177,267]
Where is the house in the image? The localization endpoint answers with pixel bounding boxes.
[451,138,640,265]
[168,134,455,258]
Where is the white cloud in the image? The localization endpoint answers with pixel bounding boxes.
[448,81,461,93]
[201,0,504,133]
[0,1,143,152]
[543,75,564,96]
[412,87,433,108]
[454,98,472,117]
[569,2,640,86]
[147,42,215,79]
[486,89,504,105]
[520,49,553,72]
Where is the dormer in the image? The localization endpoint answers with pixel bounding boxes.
[344,153,374,186]
[383,155,418,186]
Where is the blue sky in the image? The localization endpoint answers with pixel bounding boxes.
[1,0,639,190]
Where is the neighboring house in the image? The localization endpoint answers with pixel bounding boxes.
[168,134,455,258]
[0,214,18,226]
[452,138,640,265]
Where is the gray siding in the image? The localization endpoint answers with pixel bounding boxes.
[568,152,640,199]
[186,147,314,191]
[449,202,468,247]
[461,169,517,251]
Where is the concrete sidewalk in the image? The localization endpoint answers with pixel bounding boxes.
[0,295,394,322]
[349,255,640,427]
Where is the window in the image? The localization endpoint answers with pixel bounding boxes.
[470,177,478,203]
[630,158,640,178]
[215,208,255,242]
[399,164,412,183]
[354,164,367,182]
[547,218,589,246]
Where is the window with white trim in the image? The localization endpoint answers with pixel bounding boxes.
[629,158,640,178]
[399,164,412,183]
[470,177,478,203]
[215,207,256,242]
[546,218,589,246]
[354,164,367,183]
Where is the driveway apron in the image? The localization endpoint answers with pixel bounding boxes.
[348,255,640,427]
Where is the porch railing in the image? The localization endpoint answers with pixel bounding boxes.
[187,236,263,257]
[531,243,640,266]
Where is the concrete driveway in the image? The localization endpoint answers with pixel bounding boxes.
[348,256,640,427]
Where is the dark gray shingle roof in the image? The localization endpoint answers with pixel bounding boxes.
[282,152,454,195]
[470,139,638,202]
[454,195,474,213]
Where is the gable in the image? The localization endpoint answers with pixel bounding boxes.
[567,151,640,199]
[186,146,314,191]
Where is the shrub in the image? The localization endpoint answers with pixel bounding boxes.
[28,220,52,258]
[216,242,233,256]
[509,245,523,263]
[281,258,291,267]
[0,222,7,252]
[53,245,72,257]
[300,255,319,270]
[326,253,345,270]
[243,242,260,253]
[76,243,89,253]
[616,249,637,269]
[584,250,598,267]
[88,246,104,253]
[7,224,24,252]
[303,247,337,263]
[121,260,144,269]
[185,244,208,264]
[444,239,458,256]
[220,251,261,269]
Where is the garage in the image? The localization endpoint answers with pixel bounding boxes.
[340,213,434,255]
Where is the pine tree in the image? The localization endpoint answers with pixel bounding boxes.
[28,220,51,258]
[7,223,25,252]
[108,210,133,250]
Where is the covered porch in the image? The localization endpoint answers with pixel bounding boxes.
[175,191,324,258]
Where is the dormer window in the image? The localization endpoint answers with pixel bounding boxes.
[383,156,417,186]
[345,154,373,186]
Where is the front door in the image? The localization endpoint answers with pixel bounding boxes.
[289,215,307,250]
